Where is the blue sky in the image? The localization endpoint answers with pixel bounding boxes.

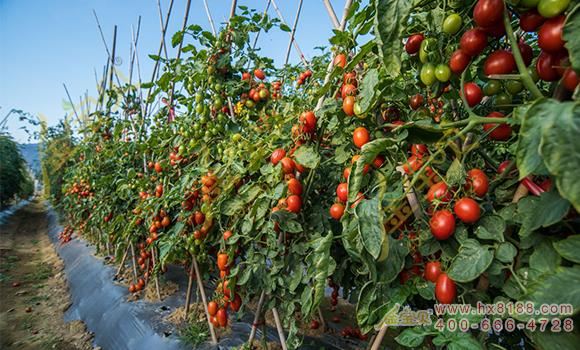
[0,0,350,143]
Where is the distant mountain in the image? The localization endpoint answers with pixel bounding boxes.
[18,143,41,177]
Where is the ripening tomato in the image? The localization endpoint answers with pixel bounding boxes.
[462,82,483,107]
[449,49,471,74]
[336,183,348,203]
[217,308,228,327]
[538,0,571,18]
[454,197,481,223]
[435,273,456,304]
[402,155,423,174]
[519,9,545,32]
[353,127,370,148]
[271,148,286,165]
[287,178,303,196]
[286,195,302,213]
[208,301,218,316]
[424,261,442,282]
[280,157,296,174]
[230,293,242,312]
[217,252,229,271]
[429,210,456,240]
[329,203,345,220]
[409,94,424,110]
[484,50,516,76]
[497,160,514,175]
[223,230,233,241]
[473,0,504,28]
[426,182,452,203]
[334,53,347,68]
[460,28,488,57]
[300,111,317,133]
[254,68,265,80]
[562,68,579,92]
[483,111,512,140]
[483,80,501,96]
[466,169,489,197]
[411,144,428,158]
[538,16,566,53]
[194,211,205,225]
[517,41,534,67]
[343,96,355,116]
[344,71,357,85]
[154,162,163,173]
[442,13,462,34]
[373,155,385,168]
[405,34,424,54]
[241,72,251,81]
[536,51,562,81]
[343,167,351,180]
[341,83,357,99]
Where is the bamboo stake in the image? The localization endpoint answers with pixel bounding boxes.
[322,0,340,29]
[108,26,118,96]
[370,325,388,350]
[156,0,170,60]
[317,307,327,331]
[192,254,218,344]
[151,248,162,300]
[115,244,130,277]
[270,0,308,65]
[128,16,142,86]
[272,307,288,350]
[283,0,304,66]
[92,10,122,86]
[184,259,195,316]
[62,83,82,127]
[129,242,138,281]
[248,290,266,344]
[229,0,238,21]
[202,0,217,36]
[168,0,193,108]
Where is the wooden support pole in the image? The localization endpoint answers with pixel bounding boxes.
[184,258,195,317]
[370,325,388,350]
[272,307,288,350]
[108,25,118,94]
[229,0,238,21]
[283,0,304,66]
[270,0,308,65]
[202,0,217,36]
[62,83,82,127]
[322,0,340,29]
[248,290,266,344]
[151,248,162,300]
[129,242,138,281]
[192,255,218,344]
[168,0,193,108]
[115,244,130,277]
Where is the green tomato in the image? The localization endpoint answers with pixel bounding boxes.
[505,80,524,95]
[483,80,502,96]
[528,67,540,83]
[178,145,185,155]
[495,93,513,106]
[207,66,216,75]
[245,100,255,109]
[232,133,242,142]
[199,116,208,125]
[189,139,196,148]
[213,98,223,110]
[520,0,540,7]
[195,93,203,103]
[434,64,451,82]
[538,0,569,17]
[353,102,365,118]
[217,113,227,123]
[214,83,223,92]
[442,14,462,35]
[195,104,204,114]
[420,63,437,86]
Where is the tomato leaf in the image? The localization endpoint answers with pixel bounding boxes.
[355,197,385,259]
[447,239,494,283]
[293,145,320,169]
[376,236,408,283]
[528,329,580,350]
[563,4,580,72]
[538,101,580,211]
[445,158,466,187]
[524,266,580,316]
[374,0,414,77]
[475,215,506,242]
[517,191,570,237]
[395,327,433,347]
[516,101,549,178]
[553,235,580,264]
[358,68,380,113]
[529,240,561,275]
[495,242,517,264]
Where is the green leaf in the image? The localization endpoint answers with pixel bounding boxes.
[553,235,580,264]
[475,215,506,242]
[377,236,409,283]
[447,239,494,283]
[279,23,291,32]
[395,327,431,347]
[516,101,549,178]
[356,197,385,259]
[524,266,580,316]
[539,100,580,211]
[358,68,380,113]
[171,31,184,48]
[528,329,580,350]
[374,0,414,77]
[445,158,466,187]
[529,240,561,274]
[563,4,580,72]
[293,145,320,169]
[495,242,517,264]
[447,334,484,350]
[518,191,570,237]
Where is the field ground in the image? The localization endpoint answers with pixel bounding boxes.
[0,200,97,350]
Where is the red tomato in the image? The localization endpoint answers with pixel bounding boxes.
[280,157,296,174]
[373,155,385,168]
[334,53,347,68]
[483,111,512,140]
[310,320,320,329]
[462,82,483,107]
[405,34,424,54]
[562,68,579,92]
[154,162,163,173]
[254,68,266,80]
[286,195,302,213]
[230,293,242,312]
[411,144,428,158]
[336,183,348,203]
[466,169,489,197]
[538,16,566,53]
[270,148,286,165]
[402,155,423,174]
[484,50,516,76]
[287,178,303,196]
[241,72,251,81]
[208,301,218,316]
[343,167,351,180]
[429,210,456,240]
[300,111,317,133]
[426,182,452,203]
[217,308,228,327]
[460,28,488,57]
[350,192,365,208]
[481,20,506,38]
[497,160,514,175]
[343,96,355,116]
[435,273,456,304]
[329,203,345,220]
[217,252,229,271]
[353,127,370,148]
[449,50,471,74]
[454,197,481,224]
[341,84,357,99]
[409,94,424,110]
[424,261,442,283]
[223,230,233,241]
[519,9,545,32]
[343,71,357,85]
[517,41,534,67]
[473,0,504,28]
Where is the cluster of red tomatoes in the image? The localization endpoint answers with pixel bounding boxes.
[208,251,242,329]
[145,209,172,245]
[424,261,457,305]
[58,225,74,243]
[66,180,93,199]
[241,68,281,106]
[340,71,358,116]
[127,244,153,294]
[296,69,312,86]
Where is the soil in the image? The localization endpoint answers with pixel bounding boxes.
[0,200,97,350]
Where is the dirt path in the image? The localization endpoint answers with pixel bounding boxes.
[0,200,97,350]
